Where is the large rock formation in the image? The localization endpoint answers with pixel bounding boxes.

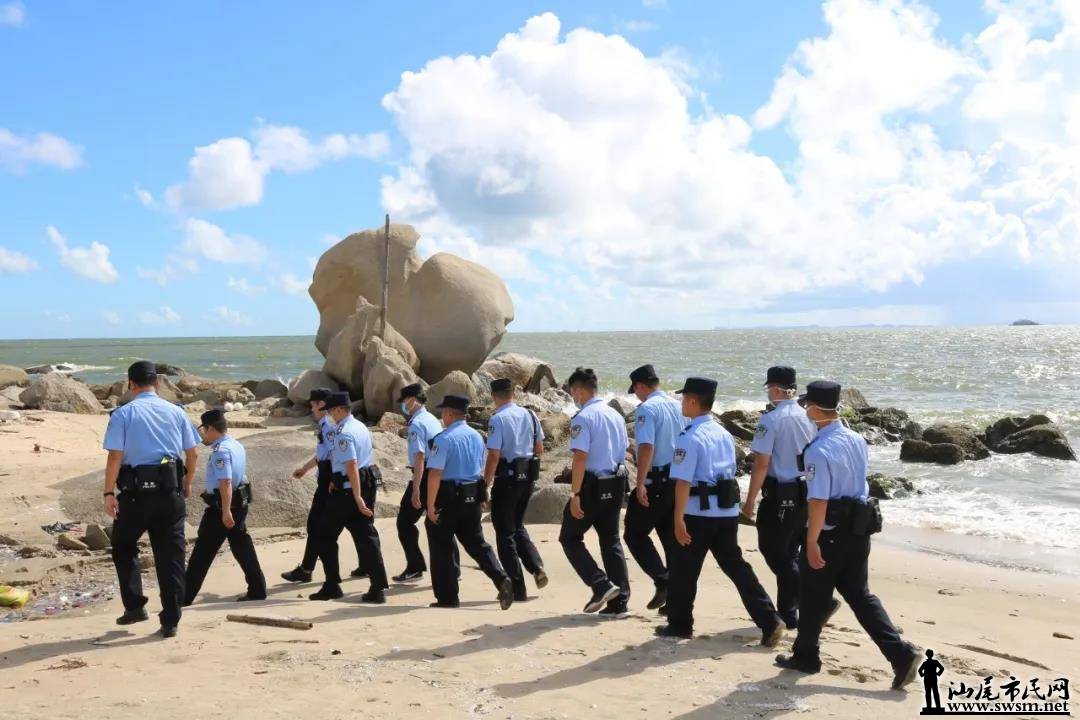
[362,337,421,420]
[397,253,514,382]
[848,407,922,444]
[287,369,342,407]
[19,373,103,414]
[425,371,479,411]
[310,224,424,355]
[0,365,28,389]
[323,297,419,392]
[983,415,1076,461]
[921,424,990,461]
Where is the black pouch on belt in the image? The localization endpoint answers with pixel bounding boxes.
[596,465,626,502]
[775,480,806,515]
[457,482,481,506]
[361,465,383,491]
[135,461,178,493]
[236,483,253,507]
[511,457,531,482]
[850,497,883,536]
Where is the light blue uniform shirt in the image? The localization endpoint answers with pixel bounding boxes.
[205,435,247,492]
[331,415,374,485]
[634,390,685,482]
[569,397,629,475]
[804,421,870,503]
[671,415,739,518]
[406,407,443,466]
[750,399,817,483]
[427,420,485,484]
[486,403,545,460]
[103,391,198,466]
[315,415,335,462]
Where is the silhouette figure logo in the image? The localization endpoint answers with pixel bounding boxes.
[917,648,1070,716]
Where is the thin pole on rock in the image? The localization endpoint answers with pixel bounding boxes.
[381,213,390,339]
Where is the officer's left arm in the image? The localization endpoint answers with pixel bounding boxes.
[804,448,832,570]
[532,411,545,457]
[669,435,699,545]
[213,451,235,527]
[183,447,198,497]
[483,449,500,487]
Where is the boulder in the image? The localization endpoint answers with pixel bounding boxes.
[182,400,210,416]
[177,374,213,393]
[57,533,89,551]
[899,439,965,465]
[397,253,514,383]
[155,363,185,377]
[224,387,256,404]
[850,407,922,444]
[252,379,288,400]
[989,423,1076,461]
[323,297,420,392]
[375,412,407,435]
[607,396,636,420]
[287,369,342,407]
[839,388,869,410]
[310,224,425,355]
[478,353,559,395]
[83,523,111,551]
[120,376,181,405]
[922,424,990,461]
[89,383,111,401]
[718,409,760,442]
[362,337,421,421]
[0,364,29,389]
[867,473,916,500]
[26,363,75,374]
[0,409,20,424]
[539,413,571,449]
[523,483,572,524]
[19,373,103,414]
[1,385,24,404]
[982,415,1052,450]
[425,371,479,412]
[519,388,573,416]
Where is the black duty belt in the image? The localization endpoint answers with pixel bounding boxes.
[825,497,882,536]
[496,456,541,483]
[646,464,671,483]
[583,465,628,503]
[201,483,253,511]
[117,459,183,497]
[437,479,483,507]
[689,478,741,511]
[763,476,808,518]
[331,465,383,491]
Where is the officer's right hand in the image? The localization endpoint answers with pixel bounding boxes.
[410,489,423,510]
[740,499,756,519]
[355,498,374,518]
[807,541,826,570]
[104,494,119,519]
[426,507,439,524]
[292,467,306,479]
[635,483,649,507]
[675,519,691,546]
[569,494,585,519]
[222,511,236,529]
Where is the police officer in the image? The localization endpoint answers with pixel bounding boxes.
[310,392,389,603]
[424,394,514,610]
[775,381,919,690]
[741,366,817,629]
[282,388,368,583]
[183,409,266,605]
[392,383,446,582]
[103,360,198,638]
[624,364,684,612]
[560,367,631,616]
[482,378,548,601]
[656,376,784,645]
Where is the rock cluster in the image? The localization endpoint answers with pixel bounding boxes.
[900,417,1074,464]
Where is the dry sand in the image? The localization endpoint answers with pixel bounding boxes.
[0,410,1076,719]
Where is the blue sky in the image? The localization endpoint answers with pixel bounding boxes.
[1,0,1078,338]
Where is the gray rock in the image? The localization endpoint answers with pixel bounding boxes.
[182,400,210,416]
[982,414,1052,449]
[718,409,760,442]
[19,373,104,414]
[362,337,422,420]
[0,385,24,404]
[900,439,965,465]
[922,424,990,461]
[867,473,916,499]
[177,374,213,393]
[287,369,342,407]
[224,387,256,404]
[478,353,559,395]
[839,388,869,410]
[155,363,185,376]
[57,533,89,551]
[83,523,111,551]
[324,297,420,392]
[252,379,289,400]
[0,409,20,424]
[990,423,1076,461]
[425,371,479,412]
[539,413,571,449]
[0,364,29,389]
[607,396,636,420]
[850,407,922,444]
[523,483,572,524]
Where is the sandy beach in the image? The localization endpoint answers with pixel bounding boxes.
[0,410,1076,720]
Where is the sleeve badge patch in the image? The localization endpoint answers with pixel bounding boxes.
[337,438,348,451]
[805,465,815,482]
[570,424,582,439]
[673,448,687,464]
[636,414,646,425]
[215,457,226,469]
[755,424,768,437]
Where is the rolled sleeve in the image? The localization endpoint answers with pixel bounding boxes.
[669,436,698,483]
[804,447,832,500]
[749,417,775,456]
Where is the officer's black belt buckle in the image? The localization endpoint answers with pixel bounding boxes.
[202,484,253,511]
[825,497,882,536]
[690,478,740,511]
[645,464,671,483]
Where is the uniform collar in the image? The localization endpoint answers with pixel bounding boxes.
[645,390,666,402]
[445,419,466,431]
[407,407,426,426]
[493,402,516,415]
[776,398,799,408]
[335,414,352,430]
[582,397,603,409]
[816,419,843,437]
[134,391,156,399]
[687,413,713,429]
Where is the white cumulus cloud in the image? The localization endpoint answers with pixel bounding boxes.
[226,276,266,296]
[47,226,119,284]
[279,272,309,295]
[139,306,182,326]
[210,305,250,325]
[0,246,38,274]
[182,218,267,264]
[0,2,24,27]
[164,124,389,212]
[0,129,82,173]
[134,185,156,208]
[379,5,1080,324]
[100,310,121,325]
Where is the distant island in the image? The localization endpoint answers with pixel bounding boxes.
[1011,319,1041,326]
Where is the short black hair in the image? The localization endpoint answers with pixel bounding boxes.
[127,360,158,386]
[567,367,598,390]
[208,418,228,433]
[684,391,715,411]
